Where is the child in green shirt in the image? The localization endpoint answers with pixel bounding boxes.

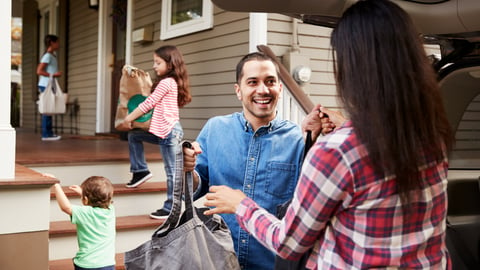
[53,176,116,270]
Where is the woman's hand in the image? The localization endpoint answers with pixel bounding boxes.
[302,104,335,141]
[319,106,347,133]
[203,185,247,215]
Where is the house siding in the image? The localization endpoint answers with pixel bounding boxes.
[20,1,477,149]
[20,1,98,135]
[66,1,99,135]
[264,15,455,118]
[131,2,250,140]
[127,9,341,141]
[266,14,340,114]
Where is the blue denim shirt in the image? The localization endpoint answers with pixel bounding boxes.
[194,112,305,270]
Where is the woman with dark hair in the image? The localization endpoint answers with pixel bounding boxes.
[202,0,453,269]
[37,34,63,140]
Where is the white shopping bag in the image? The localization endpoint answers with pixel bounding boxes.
[38,76,67,114]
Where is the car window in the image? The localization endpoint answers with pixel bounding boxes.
[449,93,480,169]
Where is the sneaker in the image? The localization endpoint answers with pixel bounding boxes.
[125,171,153,188]
[150,209,170,219]
[42,135,62,141]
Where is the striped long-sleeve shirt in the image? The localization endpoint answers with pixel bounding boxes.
[138,77,179,138]
[236,121,451,269]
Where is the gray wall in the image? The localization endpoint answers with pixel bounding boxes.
[131,2,250,140]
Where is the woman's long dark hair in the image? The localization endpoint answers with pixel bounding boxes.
[153,45,192,107]
[331,0,453,208]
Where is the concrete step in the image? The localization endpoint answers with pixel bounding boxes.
[49,181,168,260]
[50,182,168,221]
[47,161,207,262]
[29,160,166,186]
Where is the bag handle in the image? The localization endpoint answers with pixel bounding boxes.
[182,141,196,220]
[154,140,195,236]
[304,130,313,159]
[48,75,62,95]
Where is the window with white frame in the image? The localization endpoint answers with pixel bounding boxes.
[161,0,213,40]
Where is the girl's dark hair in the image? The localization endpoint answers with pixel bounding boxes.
[81,176,114,209]
[331,0,453,208]
[44,34,59,48]
[152,45,192,107]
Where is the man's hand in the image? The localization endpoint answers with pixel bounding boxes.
[302,104,334,141]
[302,104,348,141]
[183,141,202,191]
[183,141,202,172]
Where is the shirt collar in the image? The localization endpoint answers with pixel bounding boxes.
[341,120,352,129]
[240,112,278,133]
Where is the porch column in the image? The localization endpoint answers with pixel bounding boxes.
[249,13,267,53]
[0,0,15,180]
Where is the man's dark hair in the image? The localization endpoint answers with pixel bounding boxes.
[235,52,280,83]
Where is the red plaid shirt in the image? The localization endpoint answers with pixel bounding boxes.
[236,121,451,269]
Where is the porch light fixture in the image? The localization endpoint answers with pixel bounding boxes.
[88,0,99,10]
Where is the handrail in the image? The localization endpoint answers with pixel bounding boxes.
[257,45,315,113]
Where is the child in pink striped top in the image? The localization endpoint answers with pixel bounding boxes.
[121,45,191,219]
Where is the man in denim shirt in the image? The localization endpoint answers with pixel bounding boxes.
[184,52,305,269]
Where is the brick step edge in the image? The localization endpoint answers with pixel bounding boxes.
[50,214,165,236]
[50,253,125,270]
[50,182,167,198]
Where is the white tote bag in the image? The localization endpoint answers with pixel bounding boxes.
[38,76,67,114]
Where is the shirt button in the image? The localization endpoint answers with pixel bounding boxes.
[246,184,251,189]
[250,157,254,161]
[242,239,246,243]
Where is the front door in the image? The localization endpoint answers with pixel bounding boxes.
[110,0,127,132]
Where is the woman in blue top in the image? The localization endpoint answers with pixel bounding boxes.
[36,34,62,141]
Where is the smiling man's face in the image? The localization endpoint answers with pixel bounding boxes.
[235,59,282,130]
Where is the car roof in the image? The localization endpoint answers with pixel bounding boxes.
[212,0,480,39]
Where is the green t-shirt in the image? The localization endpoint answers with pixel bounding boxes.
[71,204,116,268]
